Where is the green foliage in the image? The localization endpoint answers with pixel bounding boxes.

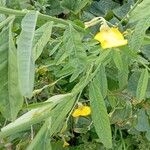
[0,0,149,149]
[26,118,52,150]
[61,0,90,14]
[88,0,119,17]
[0,94,72,138]
[129,17,150,51]
[136,69,149,102]
[33,21,53,60]
[89,79,112,148]
[17,11,38,98]
[129,0,150,23]
[0,18,23,121]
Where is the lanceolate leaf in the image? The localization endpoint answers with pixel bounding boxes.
[26,118,52,150]
[135,109,150,132]
[129,17,150,51]
[33,21,53,60]
[0,18,23,121]
[89,81,112,148]
[129,0,150,23]
[113,51,129,89]
[63,24,87,64]
[50,96,75,136]
[136,69,149,102]
[61,0,90,14]
[0,94,72,138]
[113,50,123,71]
[94,65,108,98]
[17,11,38,98]
[26,96,75,149]
[62,24,87,81]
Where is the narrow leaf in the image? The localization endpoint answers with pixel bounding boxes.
[17,11,38,97]
[0,94,72,138]
[136,69,149,101]
[50,96,75,136]
[0,18,23,121]
[26,118,52,150]
[61,0,90,14]
[94,65,108,98]
[113,51,129,89]
[33,21,53,60]
[129,0,150,23]
[113,50,123,71]
[89,81,112,148]
[129,17,150,51]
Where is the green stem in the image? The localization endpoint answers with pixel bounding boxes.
[139,61,150,72]
[119,129,126,150]
[0,6,84,32]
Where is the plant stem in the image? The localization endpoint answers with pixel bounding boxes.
[0,6,84,32]
[139,61,150,72]
[25,98,34,141]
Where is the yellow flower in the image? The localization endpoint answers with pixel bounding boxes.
[72,105,91,117]
[94,26,128,49]
[63,140,70,147]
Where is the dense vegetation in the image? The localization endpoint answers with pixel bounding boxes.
[0,0,150,149]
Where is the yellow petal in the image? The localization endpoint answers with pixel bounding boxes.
[80,106,91,116]
[72,106,91,117]
[94,27,128,49]
[72,109,81,117]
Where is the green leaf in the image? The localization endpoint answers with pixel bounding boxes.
[141,44,150,61]
[113,1,134,19]
[110,100,132,124]
[50,96,75,136]
[129,17,150,51]
[113,50,123,71]
[93,65,108,98]
[58,24,87,81]
[70,67,84,82]
[89,81,112,148]
[135,109,150,132]
[61,0,90,14]
[0,93,72,138]
[113,50,129,89]
[63,24,87,65]
[128,71,150,98]
[88,0,119,17]
[136,69,149,102]
[33,21,53,60]
[17,11,38,98]
[129,0,150,23]
[47,0,63,16]
[0,18,23,121]
[49,41,62,56]
[26,118,52,150]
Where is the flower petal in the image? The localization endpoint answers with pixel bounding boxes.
[94,27,128,49]
[72,106,91,117]
[72,109,81,117]
[80,106,91,116]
